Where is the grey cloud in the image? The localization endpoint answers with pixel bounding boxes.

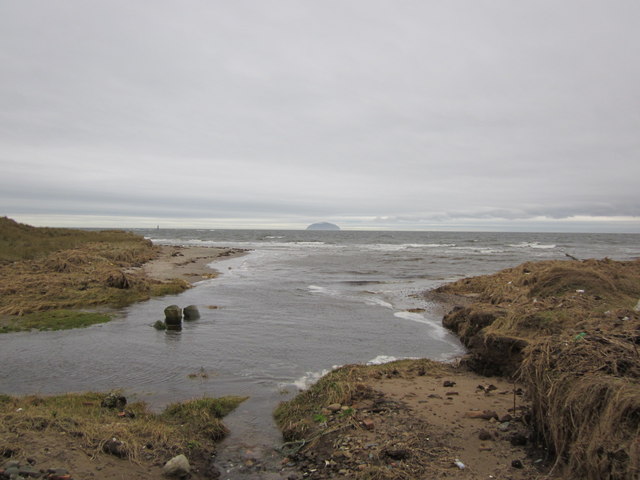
[1,1,639,231]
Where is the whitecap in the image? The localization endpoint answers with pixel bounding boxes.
[393,311,447,339]
[509,242,556,249]
[366,355,399,365]
[364,297,394,309]
[292,367,338,390]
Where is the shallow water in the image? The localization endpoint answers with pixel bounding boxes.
[1,230,638,470]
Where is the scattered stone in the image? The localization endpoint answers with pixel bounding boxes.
[465,410,499,420]
[511,459,524,469]
[153,320,167,330]
[478,429,493,441]
[445,391,459,396]
[327,403,342,413]
[499,414,513,423]
[101,393,127,410]
[362,418,375,430]
[183,305,200,320]
[498,421,511,432]
[102,438,127,458]
[427,394,442,399]
[443,380,456,387]
[163,454,190,478]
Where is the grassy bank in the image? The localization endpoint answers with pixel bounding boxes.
[436,258,640,479]
[275,359,448,444]
[0,392,246,476]
[0,217,189,330]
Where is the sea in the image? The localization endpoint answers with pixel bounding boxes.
[1,229,639,460]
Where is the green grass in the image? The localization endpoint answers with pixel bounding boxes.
[162,396,248,441]
[0,309,111,333]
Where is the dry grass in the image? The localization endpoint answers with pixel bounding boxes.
[0,392,246,464]
[0,218,190,325]
[520,335,640,480]
[437,257,640,479]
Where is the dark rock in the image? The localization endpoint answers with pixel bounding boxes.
[478,429,493,441]
[443,380,456,387]
[509,433,528,446]
[101,393,127,410]
[103,439,127,458]
[511,459,524,469]
[106,271,131,289]
[153,320,167,330]
[183,305,200,321]
[382,448,410,461]
[164,305,182,325]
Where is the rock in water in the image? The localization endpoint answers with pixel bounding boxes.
[163,454,190,478]
[183,305,200,320]
[164,305,182,328]
[306,222,340,231]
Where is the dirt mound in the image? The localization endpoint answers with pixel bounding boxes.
[436,258,640,479]
[437,258,640,375]
[275,360,551,479]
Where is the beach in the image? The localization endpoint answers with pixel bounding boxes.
[137,245,248,284]
[1,225,639,479]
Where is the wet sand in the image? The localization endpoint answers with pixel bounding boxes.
[140,245,248,284]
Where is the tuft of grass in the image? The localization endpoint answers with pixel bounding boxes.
[0,309,111,333]
[162,397,248,441]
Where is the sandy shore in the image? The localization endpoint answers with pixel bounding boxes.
[141,245,248,284]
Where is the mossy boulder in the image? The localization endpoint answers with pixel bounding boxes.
[164,305,182,327]
[183,305,200,321]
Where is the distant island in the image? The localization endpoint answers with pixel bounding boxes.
[306,222,340,231]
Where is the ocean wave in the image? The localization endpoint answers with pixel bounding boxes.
[366,355,400,365]
[364,243,456,252]
[449,246,505,254]
[364,297,394,309]
[292,367,338,390]
[509,242,556,249]
[393,311,447,339]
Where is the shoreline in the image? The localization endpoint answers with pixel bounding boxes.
[136,244,248,284]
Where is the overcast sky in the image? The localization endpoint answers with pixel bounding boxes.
[1,1,639,232]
